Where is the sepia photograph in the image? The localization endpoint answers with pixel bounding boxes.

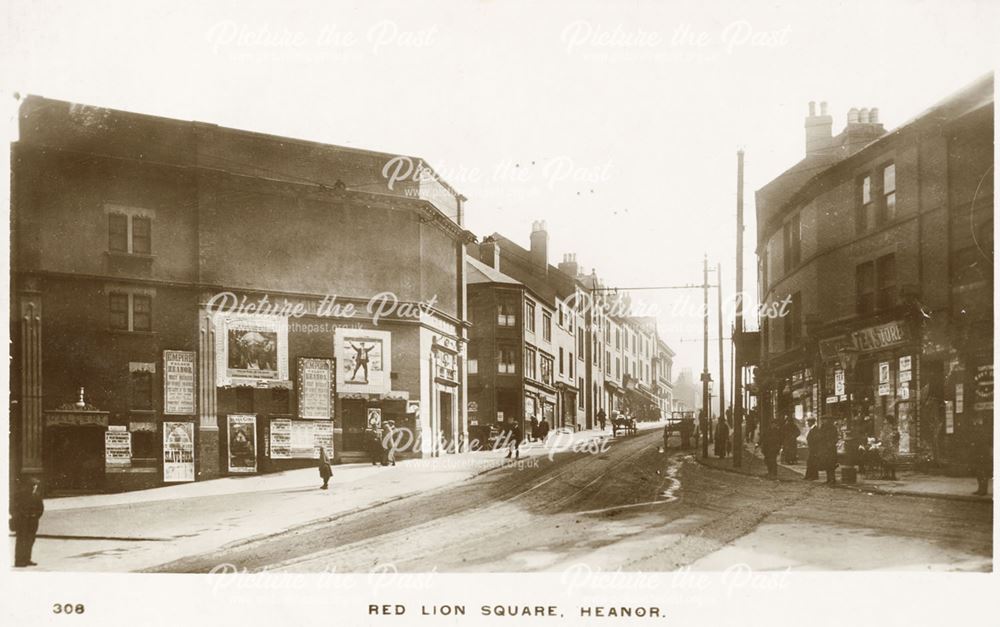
[2,0,997,625]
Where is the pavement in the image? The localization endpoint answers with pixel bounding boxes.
[11,425,626,572]
[697,441,993,503]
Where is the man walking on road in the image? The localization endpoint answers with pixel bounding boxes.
[505,420,523,459]
[597,408,607,432]
[815,419,838,485]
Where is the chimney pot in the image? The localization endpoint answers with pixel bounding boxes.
[808,101,816,116]
[848,107,859,124]
[870,107,879,123]
[859,108,870,123]
[820,101,828,115]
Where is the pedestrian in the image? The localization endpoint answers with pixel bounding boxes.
[804,419,819,480]
[382,421,397,466]
[368,426,385,466]
[539,418,550,442]
[815,419,839,484]
[597,408,607,431]
[781,416,800,463]
[12,477,44,567]
[530,416,539,442]
[969,415,992,496]
[506,420,523,459]
[714,416,730,458]
[318,447,332,489]
[761,422,782,479]
[746,410,758,443]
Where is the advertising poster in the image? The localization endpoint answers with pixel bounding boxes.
[335,328,391,394]
[164,350,196,415]
[944,400,955,435]
[834,370,845,396]
[297,357,335,419]
[216,314,289,386]
[270,418,292,459]
[105,426,132,467]
[227,414,258,473]
[291,421,319,458]
[367,407,382,430]
[163,421,195,482]
[879,361,890,384]
[314,421,334,457]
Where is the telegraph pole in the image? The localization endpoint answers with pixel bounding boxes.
[701,254,711,459]
[717,263,725,431]
[733,149,745,466]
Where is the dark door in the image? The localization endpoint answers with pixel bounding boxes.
[439,391,453,452]
[342,399,367,451]
[44,426,105,492]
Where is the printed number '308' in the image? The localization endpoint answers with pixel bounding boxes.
[53,604,85,614]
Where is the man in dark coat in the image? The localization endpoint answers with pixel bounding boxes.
[597,408,607,431]
[804,419,819,479]
[760,422,782,479]
[318,447,333,489]
[714,418,730,458]
[815,420,839,484]
[12,477,44,567]
[969,416,992,496]
[505,420,523,459]
[781,416,800,463]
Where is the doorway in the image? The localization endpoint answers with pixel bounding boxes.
[439,391,454,453]
[342,399,367,452]
[44,425,105,492]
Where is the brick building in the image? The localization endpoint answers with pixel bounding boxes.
[754,74,993,466]
[11,96,473,493]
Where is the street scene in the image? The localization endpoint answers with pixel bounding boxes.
[4,0,996,598]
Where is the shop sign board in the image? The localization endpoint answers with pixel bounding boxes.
[974,365,993,411]
[227,414,258,473]
[878,383,891,396]
[956,383,964,414]
[899,369,912,383]
[944,401,955,434]
[834,370,845,396]
[899,384,910,400]
[879,362,890,384]
[850,321,909,353]
[899,355,912,372]
[164,350,196,415]
[163,421,195,482]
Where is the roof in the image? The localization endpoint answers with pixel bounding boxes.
[466,256,522,286]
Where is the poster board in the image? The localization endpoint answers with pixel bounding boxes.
[270,418,292,459]
[270,418,332,459]
[164,350,197,415]
[105,426,132,468]
[297,357,336,419]
[163,421,195,482]
[335,328,391,394]
[227,414,258,473]
[216,314,289,386]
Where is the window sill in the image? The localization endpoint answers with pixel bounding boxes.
[105,251,156,261]
[108,329,159,336]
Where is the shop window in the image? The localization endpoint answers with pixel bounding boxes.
[542,312,552,342]
[131,429,157,460]
[236,388,254,413]
[130,369,154,410]
[271,388,290,414]
[880,163,896,224]
[524,347,536,380]
[856,175,872,234]
[856,262,875,315]
[525,301,536,333]
[876,253,896,309]
[540,354,553,385]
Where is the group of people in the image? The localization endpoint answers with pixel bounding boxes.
[367,421,399,468]
[758,416,838,482]
[528,416,551,442]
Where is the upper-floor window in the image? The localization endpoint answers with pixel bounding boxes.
[540,353,553,385]
[129,362,155,410]
[497,301,516,326]
[524,346,536,380]
[783,212,801,272]
[578,378,585,408]
[783,292,802,349]
[525,301,536,333]
[110,292,152,332]
[856,175,873,235]
[559,347,564,374]
[498,346,516,374]
[577,328,585,354]
[108,212,152,255]
[468,358,478,375]
[857,253,897,315]
[605,350,611,375]
[876,253,897,310]
[880,163,896,224]
[542,312,552,342]
[568,353,573,378]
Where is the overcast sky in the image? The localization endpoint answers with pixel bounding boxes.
[3,0,997,393]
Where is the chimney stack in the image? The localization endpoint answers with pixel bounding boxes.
[558,253,580,278]
[847,107,859,124]
[530,220,549,272]
[804,99,833,156]
[480,236,500,270]
[859,107,870,123]
[869,107,879,124]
